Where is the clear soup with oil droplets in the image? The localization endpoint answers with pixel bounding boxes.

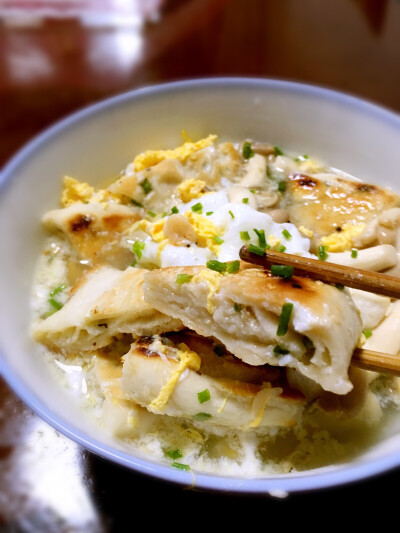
[31,134,400,475]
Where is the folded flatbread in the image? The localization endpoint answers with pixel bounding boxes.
[142,265,362,394]
[32,266,183,353]
[121,334,305,429]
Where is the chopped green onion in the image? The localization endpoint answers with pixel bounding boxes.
[274,146,284,156]
[50,284,66,297]
[248,244,265,256]
[351,249,358,258]
[212,235,224,245]
[277,302,293,336]
[318,245,328,261]
[140,178,152,194]
[206,260,227,273]
[132,241,145,260]
[242,197,249,204]
[233,303,242,313]
[130,260,137,267]
[273,345,289,356]
[270,265,294,279]
[253,228,267,249]
[213,344,225,357]
[171,206,179,214]
[171,462,190,471]
[148,211,156,218]
[363,329,373,339]
[176,273,193,284]
[191,202,203,214]
[277,245,286,253]
[48,298,63,311]
[250,188,256,194]
[282,229,292,240]
[194,412,212,421]
[227,260,240,274]
[131,199,144,208]
[278,181,286,193]
[165,449,183,460]
[240,230,250,241]
[242,141,254,159]
[206,211,214,216]
[197,389,211,404]
[229,210,235,219]
[335,283,345,291]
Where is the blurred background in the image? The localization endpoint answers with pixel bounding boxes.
[1,1,400,531]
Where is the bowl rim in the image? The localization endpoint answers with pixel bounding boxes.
[1,76,400,495]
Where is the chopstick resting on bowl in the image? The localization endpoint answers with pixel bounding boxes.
[239,245,400,376]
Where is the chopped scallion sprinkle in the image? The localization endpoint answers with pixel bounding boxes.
[242,197,249,204]
[197,389,211,404]
[171,206,179,214]
[351,249,358,258]
[277,245,286,253]
[270,265,294,279]
[240,230,250,241]
[165,449,183,460]
[335,283,345,291]
[253,228,267,249]
[274,146,284,156]
[176,273,193,284]
[131,199,144,208]
[282,229,292,240]
[318,245,328,261]
[50,284,66,297]
[148,211,156,218]
[206,260,227,273]
[363,329,372,339]
[171,462,190,471]
[212,235,224,245]
[229,210,235,219]
[273,345,289,356]
[278,181,286,193]
[132,241,145,260]
[194,412,212,421]
[250,188,256,194]
[248,244,265,256]
[48,298,63,311]
[140,178,152,194]
[206,211,214,216]
[227,260,240,273]
[242,141,254,159]
[277,302,293,336]
[191,202,203,214]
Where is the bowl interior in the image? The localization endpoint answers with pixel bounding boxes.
[1,78,400,493]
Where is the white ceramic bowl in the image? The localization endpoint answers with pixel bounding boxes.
[1,78,400,495]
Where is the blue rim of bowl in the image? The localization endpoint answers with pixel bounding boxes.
[1,77,400,494]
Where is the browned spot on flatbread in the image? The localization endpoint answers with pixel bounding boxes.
[69,214,93,233]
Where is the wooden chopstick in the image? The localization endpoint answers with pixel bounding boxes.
[239,246,400,299]
[239,245,400,376]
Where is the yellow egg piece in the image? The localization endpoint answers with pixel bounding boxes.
[191,268,221,314]
[178,179,206,203]
[320,223,366,252]
[133,134,217,172]
[268,234,281,248]
[184,211,221,255]
[61,176,95,207]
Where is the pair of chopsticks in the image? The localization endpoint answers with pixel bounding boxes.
[239,245,400,376]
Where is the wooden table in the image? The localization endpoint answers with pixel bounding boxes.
[1,1,400,530]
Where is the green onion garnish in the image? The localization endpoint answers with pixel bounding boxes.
[242,141,254,159]
[132,241,145,260]
[318,245,328,261]
[206,211,214,216]
[335,283,345,291]
[165,449,183,460]
[282,229,292,240]
[248,244,265,256]
[171,206,179,214]
[273,345,289,356]
[212,235,224,245]
[191,202,203,214]
[131,199,144,208]
[253,228,267,249]
[176,273,193,284]
[197,389,211,404]
[278,181,286,193]
[277,302,293,336]
[234,303,242,313]
[148,211,156,218]
[277,245,286,253]
[171,462,190,471]
[270,265,294,279]
[242,197,249,204]
[140,178,152,194]
[363,329,372,339]
[250,188,256,194]
[194,412,212,421]
[274,146,284,156]
[240,230,250,241]
[206,260,227,273]
[48,298,63,311]
[351,249,358,258]
[229,210,235,219]
[227,260,240,273]
[50,284,66,297]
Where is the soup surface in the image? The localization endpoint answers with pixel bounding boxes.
[31,135,400,476]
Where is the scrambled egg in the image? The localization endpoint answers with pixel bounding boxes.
[299,226,314,238]
[320,223,366,252]
[61,176,120,207]
[178,179,206,203]
[268,234,281,248]
[149,343,201,412]
[184,211,221,255]
[191,268,221,314]
[133,134,217,172]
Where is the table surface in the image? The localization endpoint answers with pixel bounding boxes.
[1,1,400,530]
